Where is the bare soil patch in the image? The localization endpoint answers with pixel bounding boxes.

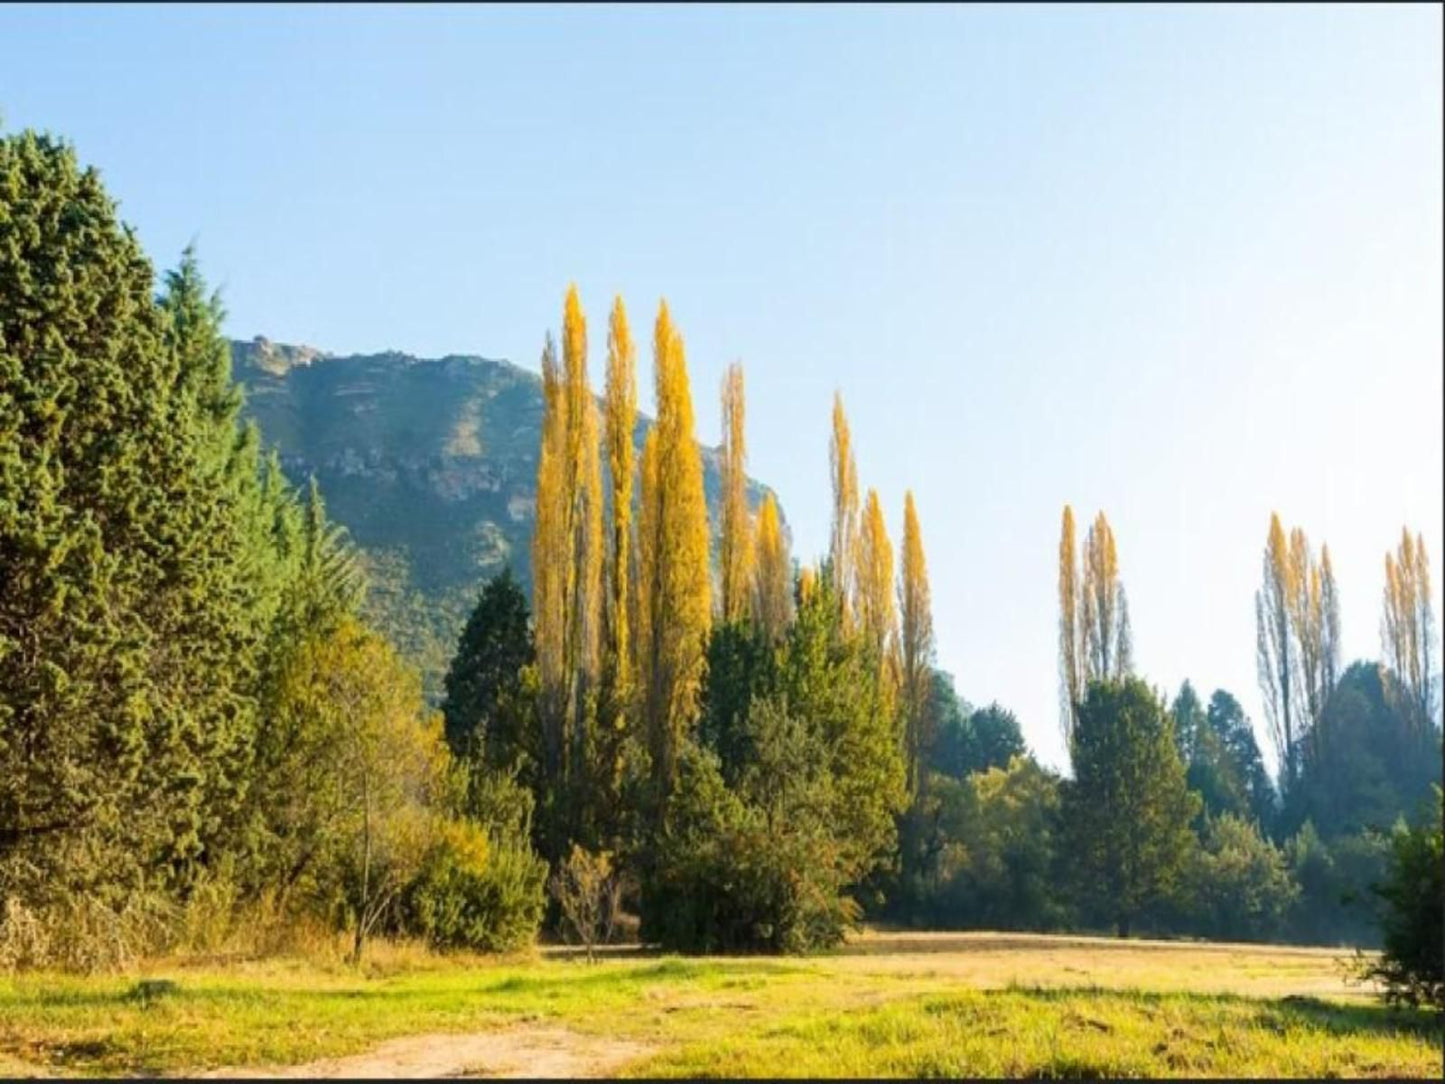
[197,1026,653,1079]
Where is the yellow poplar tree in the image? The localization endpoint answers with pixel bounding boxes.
[532,333,568,781]
[560,286,605,790]
[752,492,792,641]
[1058,505,1083,746]
[857,487,897,687]
[828,392,860,625]
[1256,512,1298,788]
[603,296,637,700]
[1081,511,1131,683]
[1285,529,1340,730]
[1383,528,1436,728]
[897,490,934,798]
[718,362,754,624]
[637,300,712,798]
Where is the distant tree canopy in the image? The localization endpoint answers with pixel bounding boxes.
[1286,661,1441,841]
[927,675,1028,781]
[1179,687,1276,834]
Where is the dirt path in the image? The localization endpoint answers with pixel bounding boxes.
[198,1027,654,1079]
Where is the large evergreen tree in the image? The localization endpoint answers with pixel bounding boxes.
[1064,678,1200,937]
[441,568,534,764]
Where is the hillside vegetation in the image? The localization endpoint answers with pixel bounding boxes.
[232,337,775,697]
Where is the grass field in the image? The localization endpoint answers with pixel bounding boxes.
[0,931,1439,1078]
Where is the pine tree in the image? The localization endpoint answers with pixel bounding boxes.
[0,132,367,911]
[898,491,934,799]
[636,301,712,800]
[828,393,860,626]
[718,362,754,624]
[752,493,792,642]
[442,568,534,764]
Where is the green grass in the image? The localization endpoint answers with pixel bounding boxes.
[0,937,1438,1078]
[629,987,1440,1078]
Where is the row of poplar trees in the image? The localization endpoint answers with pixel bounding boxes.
[1057,506,1437,792]
[1052,502,1439,936]
[513,286,937,927]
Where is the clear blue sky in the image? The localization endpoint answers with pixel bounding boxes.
[4,3,1440,773]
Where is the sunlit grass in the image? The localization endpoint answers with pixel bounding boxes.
[0,936,1437,1078]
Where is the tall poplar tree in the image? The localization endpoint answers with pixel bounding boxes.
[857,487,897,689]
[1256,513,1296,790]
[718,362,754,624]
[752,493,792,642]
[637,302,712,799]
[559,286,604,798]
[1081,511,1131,683]
[898,491,934,798]
[602,297,637,702]
[531,333,568,791]
[828,393,860,626]
[1383,528,1437,729]
[1256,515,1339,791]
[1058,505,1083,746]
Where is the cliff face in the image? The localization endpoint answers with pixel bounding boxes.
[232,336,777,697]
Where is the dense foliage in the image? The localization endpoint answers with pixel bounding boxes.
[0,132,544,966]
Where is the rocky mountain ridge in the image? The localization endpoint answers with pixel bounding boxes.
[232,336,778,697]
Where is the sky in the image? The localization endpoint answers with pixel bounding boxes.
[3,3,1441,773]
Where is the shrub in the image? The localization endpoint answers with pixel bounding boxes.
[639,740,858,954]
[550,845,621,961]
[0,894,174,973]
[1366,787,1444,1009]
[400,818,546,953]
[1185,813,1298,941]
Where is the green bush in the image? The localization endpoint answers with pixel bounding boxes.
[400,818,547,953]
[1367,787,1443,1009]
[1184,813,1298,941]
[639,739,857,954]
[900,758,1071,932]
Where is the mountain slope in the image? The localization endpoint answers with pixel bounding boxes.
[232,336,778,697]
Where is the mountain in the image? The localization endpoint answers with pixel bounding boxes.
[232,336,779,698]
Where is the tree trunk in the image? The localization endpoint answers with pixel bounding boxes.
[1116,914,1130,939]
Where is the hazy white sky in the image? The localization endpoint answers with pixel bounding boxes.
[4,3,1440,772]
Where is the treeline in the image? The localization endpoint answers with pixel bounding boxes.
[440,280,1441,955]
[0,132,547,968]
[1,130,1439,976]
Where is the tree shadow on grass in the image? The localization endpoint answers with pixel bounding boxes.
[1008,984,1442,1042]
